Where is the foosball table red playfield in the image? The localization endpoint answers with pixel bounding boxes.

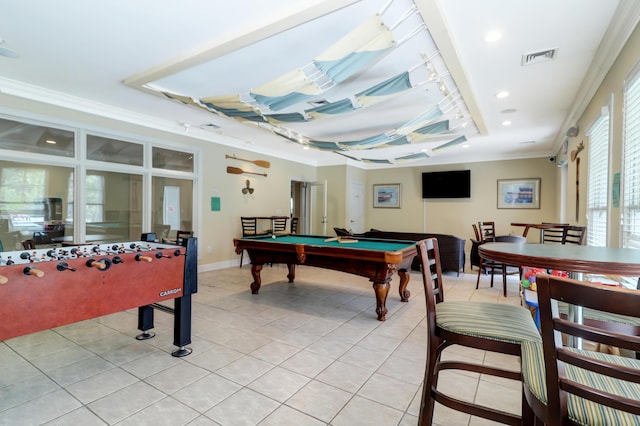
[0,236,197,356]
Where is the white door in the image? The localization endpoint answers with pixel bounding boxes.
[307,180,327,235]
[348,180,364,233]
[163,186,181,231]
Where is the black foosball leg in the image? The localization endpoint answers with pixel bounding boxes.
[171,294,193,357]
[136,305,156,340]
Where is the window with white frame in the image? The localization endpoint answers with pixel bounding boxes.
[586,109,609,247]
[85,174,105,223]
[622,68,640,249]
[0,166,47,230]
[0,114,197,245]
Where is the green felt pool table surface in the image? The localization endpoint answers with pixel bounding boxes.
[234,234,422,321]
[240,234,415,250]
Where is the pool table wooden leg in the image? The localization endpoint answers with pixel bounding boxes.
[372,280,390,321]
[286,264,296,282]
[250,264,263,294]
[398,268,411,302]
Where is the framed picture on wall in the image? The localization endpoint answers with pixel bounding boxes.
[373,183,401,208]
[497,178,540,209]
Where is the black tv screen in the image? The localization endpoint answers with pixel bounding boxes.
[422,170,471,198]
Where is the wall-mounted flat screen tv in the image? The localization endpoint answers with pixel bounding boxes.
[422,170,471,198]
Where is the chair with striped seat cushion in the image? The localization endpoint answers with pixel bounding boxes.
[522,275,640,424]
[416,238,541,425]
[522,342,640,425]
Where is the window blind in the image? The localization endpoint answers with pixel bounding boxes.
[622,69,640,249]
[586,112,609,247]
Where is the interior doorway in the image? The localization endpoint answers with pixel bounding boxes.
[291,179,327,235]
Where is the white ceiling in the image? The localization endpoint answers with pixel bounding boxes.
[0,0,638,168]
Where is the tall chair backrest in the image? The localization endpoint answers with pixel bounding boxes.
[472,223,481,241]
[290,217,299,234]
[176,230,193,245]
[562,225,586,245]
[536,275,640,423]
[272,217,288,234]
[241,217,258,236]
[541,223,566,244]
[417,238,444,306]
[477,221,496,242]
[418,237,540,425]
[22,239,36,249]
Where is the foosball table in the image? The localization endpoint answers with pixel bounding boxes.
[0,236,198,356]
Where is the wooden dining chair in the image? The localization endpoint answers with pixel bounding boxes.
[478,221,496,242]
[472,223,481,241]
[470,223,484,270]
[541,223,566,244]
[272,217,288,234]
[476,234,526,296]
[175,230,193,246]
[239,217,258,266]
[290,217,299,234]
[521,274,640,425]
[562,225,586,245]
[416,238,541,425]
[22,239,36,249]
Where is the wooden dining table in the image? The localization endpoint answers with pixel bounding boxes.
[478,242,640,276]
[479,242,640,347]
[510,222,569,239]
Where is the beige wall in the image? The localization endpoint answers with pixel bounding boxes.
[572,22,640,247]
[357,158,558,250]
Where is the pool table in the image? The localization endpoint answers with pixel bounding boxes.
[233,234,421,320]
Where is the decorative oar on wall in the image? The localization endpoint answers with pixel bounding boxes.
[226,166,267,177]
[225,154,271,168]
[570,140,584,222]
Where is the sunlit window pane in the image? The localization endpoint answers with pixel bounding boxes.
[152,147,194,172]
[0,160,73,248]
[151,176,193,240]
[0,117,74,157]
[85,171,142,242]
[87,135,144,166]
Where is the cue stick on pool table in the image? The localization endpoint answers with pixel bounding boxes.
[324,236,359,243]
[338,238,358,243]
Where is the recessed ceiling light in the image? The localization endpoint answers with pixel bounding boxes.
[496,91,509,99]
[484,31,503,43]
[502,120,512,127]
[45,139,57,144]
[462,144,470,148]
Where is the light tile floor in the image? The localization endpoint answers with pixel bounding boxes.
[0,263,526,425]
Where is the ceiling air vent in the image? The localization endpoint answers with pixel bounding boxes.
[521,48,558,66]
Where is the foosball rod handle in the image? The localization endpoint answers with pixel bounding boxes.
[23,266,45,278]
[86,259,107,269]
